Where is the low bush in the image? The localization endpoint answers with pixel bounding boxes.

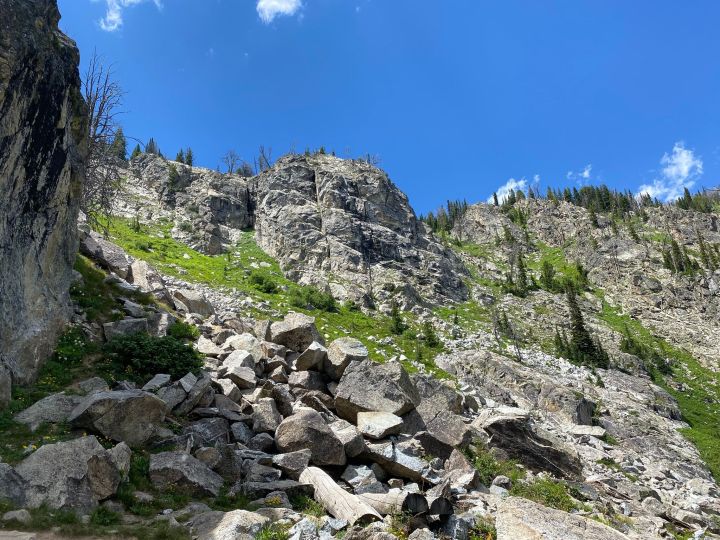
[167,321,200,341]
[510,477,576,512]
[249,271,278,294]
[288,286,337,312]
[104,332,202,382]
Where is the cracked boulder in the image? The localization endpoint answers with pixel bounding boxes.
[69,390,167,447]
[335,360,420,422]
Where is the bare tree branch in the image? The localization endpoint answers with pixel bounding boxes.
[82,50,125,235]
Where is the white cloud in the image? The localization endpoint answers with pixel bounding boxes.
[98,0,162,32]
[566,164,592,184]
[488,177,528,203]
[638,142,703,202]
[256,0,302,23]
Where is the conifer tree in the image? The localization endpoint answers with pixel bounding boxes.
[564,285,609,368]
[130,144,141,160]
[146,137,159,155]
[176,149,185,164]
[110,127,127,160]
[185,148,194,166]
[389,300,407,335]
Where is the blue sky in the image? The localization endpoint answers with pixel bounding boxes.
[58,0,720,214]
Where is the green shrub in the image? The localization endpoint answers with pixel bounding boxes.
[291,494,325,518]
[249,271,278,294]
[167,321,200,341]
[256,522,290,540]
[104,333,202,382]
[510,477,576,512]
[469,516,497,540]
[466,446,525,486]
[90,506,121,526]
[288,286,337,312]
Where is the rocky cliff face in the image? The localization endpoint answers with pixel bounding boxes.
[253,154,467,307]
[117,153,467,307]
[0,0,86,394]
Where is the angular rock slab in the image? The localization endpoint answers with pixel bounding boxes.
[275,408,346,466]
[324,337,368,380]
[149,451,223,497]
[14,392,84,432]
[356,411,403,440]
[188,509,268,539]
[335,360,420,422]
[496,496,629,540]
[69,390,167,447]
[15,436,123,512]
[270,313,324,352]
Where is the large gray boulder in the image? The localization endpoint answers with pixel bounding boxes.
[80,232,133,279]
[172,289,215,317]
[69,390,167,447]
[0,0,87,397]
[270,313,324,352]
[188,509,269,539]
[275,408,346,466]
[495,496,629,540]
[15,436,124,512]
[324,337,368,380]
[335,360,420,422]
[149,451,224,497]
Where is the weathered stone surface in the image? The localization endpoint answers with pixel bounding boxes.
[142,373,172,392]
[252,397,283,434]
[233,479,313,499]
[324,338,368,380]
[15,436,122,511]
[175,373,213,415]
[328,418,366,458]
[295,341,327,371]
[288,370,326,392]
[149,451,223,497]
[69,390,167,447]
[129,259,169,301]
[0,464,27,506]
[80,232,133,279]
[272,449,312,480]
[14,392,83,432]
[103,317,149,340]
[188,509,269,540]
[183,418,230,448]
[356,411,403,440]
[172,289,215,317]
[270,313,324,352]
[496,496,629,539]
[275,408,346,466]
[0,0,87,394]
[335,360,420,422]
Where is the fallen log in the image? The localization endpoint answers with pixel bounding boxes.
[299,467,382,525]
[357,489,429,516]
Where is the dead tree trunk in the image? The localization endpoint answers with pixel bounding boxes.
[299,467,382,525]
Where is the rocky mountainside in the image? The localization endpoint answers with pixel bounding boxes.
[0,0,86,400]
[114,153,468,309]
[2,1,720,539]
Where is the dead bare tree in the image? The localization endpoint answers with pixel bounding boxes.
[222,150,240,174]
[82,50,124,235]
[256,145,273,173]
